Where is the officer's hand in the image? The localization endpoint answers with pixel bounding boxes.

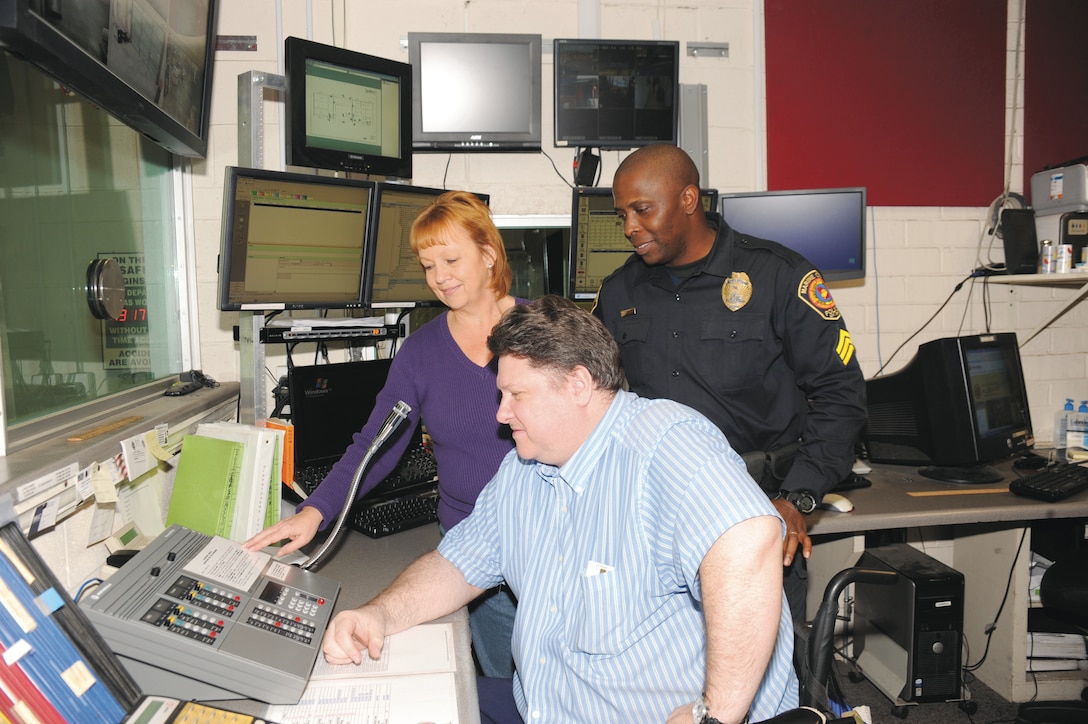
[772,497,812,566]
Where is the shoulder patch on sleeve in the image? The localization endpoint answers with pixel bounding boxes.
[797,270,841,320]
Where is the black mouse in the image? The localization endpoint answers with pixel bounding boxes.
[1012,453,1048,471]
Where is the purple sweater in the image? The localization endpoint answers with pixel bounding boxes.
[299,308,517,531]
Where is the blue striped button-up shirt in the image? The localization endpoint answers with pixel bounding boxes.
[440,390,799,721]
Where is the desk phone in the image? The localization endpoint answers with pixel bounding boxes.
[81,525,340,705]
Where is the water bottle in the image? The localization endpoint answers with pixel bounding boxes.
[1055,398,1074,448]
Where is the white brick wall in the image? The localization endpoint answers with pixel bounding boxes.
[196,0,1087,446]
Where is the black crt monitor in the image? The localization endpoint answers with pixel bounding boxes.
[553,38,680,150]
[216,167,375,312]
[861,332,1035,484]
[0,0,218,158]
[285,36,413,179]
[569,186,718,301]
[718,188,867,282]
[408,32,542,153]
[364,183,491,308]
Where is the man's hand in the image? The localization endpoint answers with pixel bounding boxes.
[242,506,323,556]
[771,497,811,567]
[666,702,692,723]
[323,606,388,665]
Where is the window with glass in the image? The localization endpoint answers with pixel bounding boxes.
[0,53,188,454]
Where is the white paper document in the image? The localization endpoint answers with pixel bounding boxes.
[182,536,268,591]
[265,623,459,724]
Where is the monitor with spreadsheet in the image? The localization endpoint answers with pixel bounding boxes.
[364,184,490,308]
[568,186,717,300]
[216,166,374,311]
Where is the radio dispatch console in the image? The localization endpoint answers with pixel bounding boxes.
[81,525,340,705]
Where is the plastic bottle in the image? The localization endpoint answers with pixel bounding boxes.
[1055,398,1074,448]
[1080,401,1088,414]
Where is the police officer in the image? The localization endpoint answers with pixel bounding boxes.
[592,143,867,621]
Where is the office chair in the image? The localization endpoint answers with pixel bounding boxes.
[743,566,900,723]
[1014,550,1088,724]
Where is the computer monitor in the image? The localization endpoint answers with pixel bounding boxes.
[364,184,491,308]
[408,32,542,153]
[568,186,718,301]
[718,188,867,282]
[216,167,374,312]
[862,332,1035,484]
[0,0,218,158]
[285,37,413,179]
[553,38,680,150]
[493,215,571,299]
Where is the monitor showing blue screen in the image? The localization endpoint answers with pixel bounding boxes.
[718,188,867,282]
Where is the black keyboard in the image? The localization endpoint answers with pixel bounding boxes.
[352,489,439,538]
[1009,462,1088,502]
[295,442,440,538]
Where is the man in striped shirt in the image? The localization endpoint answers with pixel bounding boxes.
[323,295,798,723]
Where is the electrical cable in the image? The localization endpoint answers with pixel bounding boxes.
[873,273,973,377]
[75,577,103,602]
[540,148,575,189]
[963,527,1028,672]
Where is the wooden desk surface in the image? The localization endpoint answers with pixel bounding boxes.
[807,459,1088,537]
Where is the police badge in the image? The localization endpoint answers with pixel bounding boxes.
[722,272,752,311]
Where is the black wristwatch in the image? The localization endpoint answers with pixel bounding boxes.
[784,488,818,515]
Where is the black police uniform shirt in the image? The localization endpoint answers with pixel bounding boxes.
[592,213,866,498]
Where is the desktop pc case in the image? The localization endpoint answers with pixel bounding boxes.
[853,543,964,705]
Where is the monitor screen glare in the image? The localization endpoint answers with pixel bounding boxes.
[409,33,542,152]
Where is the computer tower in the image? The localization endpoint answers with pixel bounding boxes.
[854,543,964,705]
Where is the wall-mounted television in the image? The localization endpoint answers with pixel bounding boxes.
[862,333,1035,485]
[408,32,542,153]
[364,183,490,308]
[217,167,375,312]
[285,36,413,179]
[0,0,218,158]
[554,38,680,150]
[718,187,867,282]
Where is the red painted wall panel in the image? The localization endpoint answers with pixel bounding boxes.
[765,0,1006,206]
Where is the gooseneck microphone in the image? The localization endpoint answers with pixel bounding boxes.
[297,401,412,570]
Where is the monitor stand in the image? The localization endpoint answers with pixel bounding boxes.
[918,464,1005,485]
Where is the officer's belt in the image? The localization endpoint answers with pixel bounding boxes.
[741,440,802,494]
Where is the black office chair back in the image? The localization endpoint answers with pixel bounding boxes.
[1014,551,1088,724]
[797,567,898,711]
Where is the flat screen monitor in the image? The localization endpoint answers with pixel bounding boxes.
[862,333,1035,484]
[718,188,867,282]
[0,0,218,158]
[568,186,718,301]
[285,37,413,179]
[216,167,375,312]
[554,38,680,150]
[365,184,491,308]
[493,215,571,299]
[408,32,542,153]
